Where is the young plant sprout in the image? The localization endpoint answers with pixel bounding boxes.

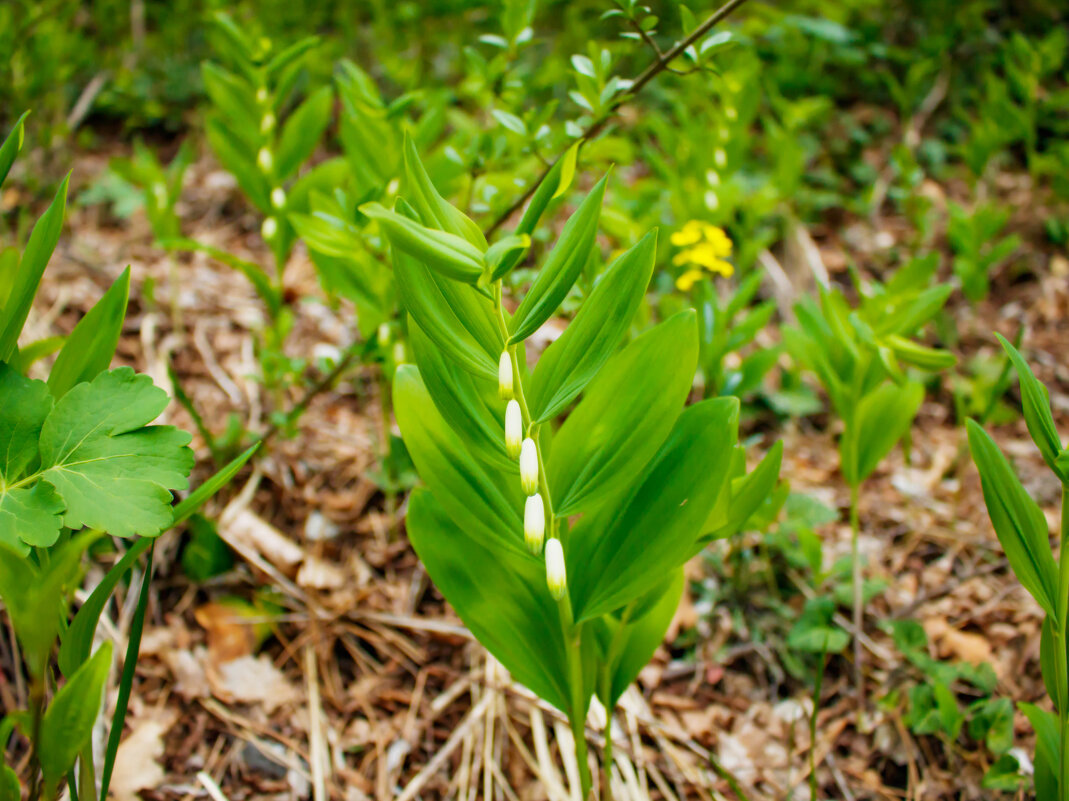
[370,137,779,799]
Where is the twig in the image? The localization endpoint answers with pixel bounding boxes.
[485,0,752,236]
[259,348,361,445]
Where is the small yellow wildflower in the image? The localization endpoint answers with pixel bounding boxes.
[669,220,704,247]
[671,221,734,290]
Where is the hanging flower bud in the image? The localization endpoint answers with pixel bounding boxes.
[519,438,538,495]
[498,351,513,399]
[260,112,276,134]
[271,187,286,210]
[545,538,566,600]
[261,216,278,241]
[505,400,522,459]
[256,87,269,105]
[257,147,274,172]
[524,493,545,553]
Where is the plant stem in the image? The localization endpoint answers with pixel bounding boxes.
[485,0,752,236]
[809,649,828,800]
[1056,485,1069,801]
[378,365,398,539]
[849,482,864,714]
[491,286,591,799]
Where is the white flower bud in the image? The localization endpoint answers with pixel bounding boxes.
[498,351,513,399]
[505,400,522,459]
[261,216,278,241]
[257,147,273,172]
[261,112,276,134]
[524,493,545,553]
[545,538,566,600]
[377,323,392,347]
[519,437,538,495]
[256,87,269,105]
[270,187,286,209]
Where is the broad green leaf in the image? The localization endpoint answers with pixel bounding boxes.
[48,267,130,398]
[0,364,52,479]
[703,440,784,540]
[204,118,271,211]
[1019,702,1059,794]
[394,366,524,555]
[484,234,532,277]
[409,322,513,471]
[39,368,194,538]
[528,230,656,422]
[362,202,485,283]
[568,398,739,621]
[39,641,113,785]
[0,483,64,552]
[289,209,363,258]
[391,203,502,378]
[276,86,334,180]
[967,419,1058,618]
[874,284,952,336]
[407,489,575,714]
[599,569,683,707]
[0,766,16,801]
[490,146,578,281]
[841,381,923,486]
[0,174,69,362]
[265,35,320,78]
[401,133,486,249]
[58,443,257,678]
[201,63,259,147]
[547,311,698,516]
[507,174,608,344]
[883,334,957,371]
[998,334,1066,480]
[0,111,28,188]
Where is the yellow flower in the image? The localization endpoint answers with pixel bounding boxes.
[672,223,735,290]
[669,220,704,247]
[675,269,704,291]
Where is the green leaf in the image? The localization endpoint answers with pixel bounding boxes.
[276,86,333,180]
[883,334,957,371]
[48,267,130,398]
[490,145,578,281]
[401,133,486,249]
[997,333,1066,480]
[391,208,502,378]
[0,766,17,801]
[507,174,608,344]
[841,381,923,486]
[600,569,683,707]
[1019,702,1059,791]
[59,443,257,678]
[409,322,513,471]
[547,311,698,516]
[0,531,99,677]
[0,174,70,362]
[967,419,1058,618]
[39,641,113,785]
[204,118,270,211]
[407,488,575,714]
[362,201,485,283]
[394,366,525,556]
[0,111,29,189]
[568,397,739,621]
[492,109,528,136]
[704,440,784,539]
[528,230,656,422]
[39,368,194,538]
[788,598,849,653]
[201,63,259,147]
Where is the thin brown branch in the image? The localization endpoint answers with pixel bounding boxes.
[485,0,751,236]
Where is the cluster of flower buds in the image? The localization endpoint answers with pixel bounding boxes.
[499,351,563,599]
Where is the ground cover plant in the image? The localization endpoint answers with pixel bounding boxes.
[1,0,1068,799]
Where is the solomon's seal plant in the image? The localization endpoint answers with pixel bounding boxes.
[368,141,779,799]
[968,334,1069,800]
[785,256,956,702]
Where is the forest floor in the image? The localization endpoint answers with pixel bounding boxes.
[6,143,1068,801]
